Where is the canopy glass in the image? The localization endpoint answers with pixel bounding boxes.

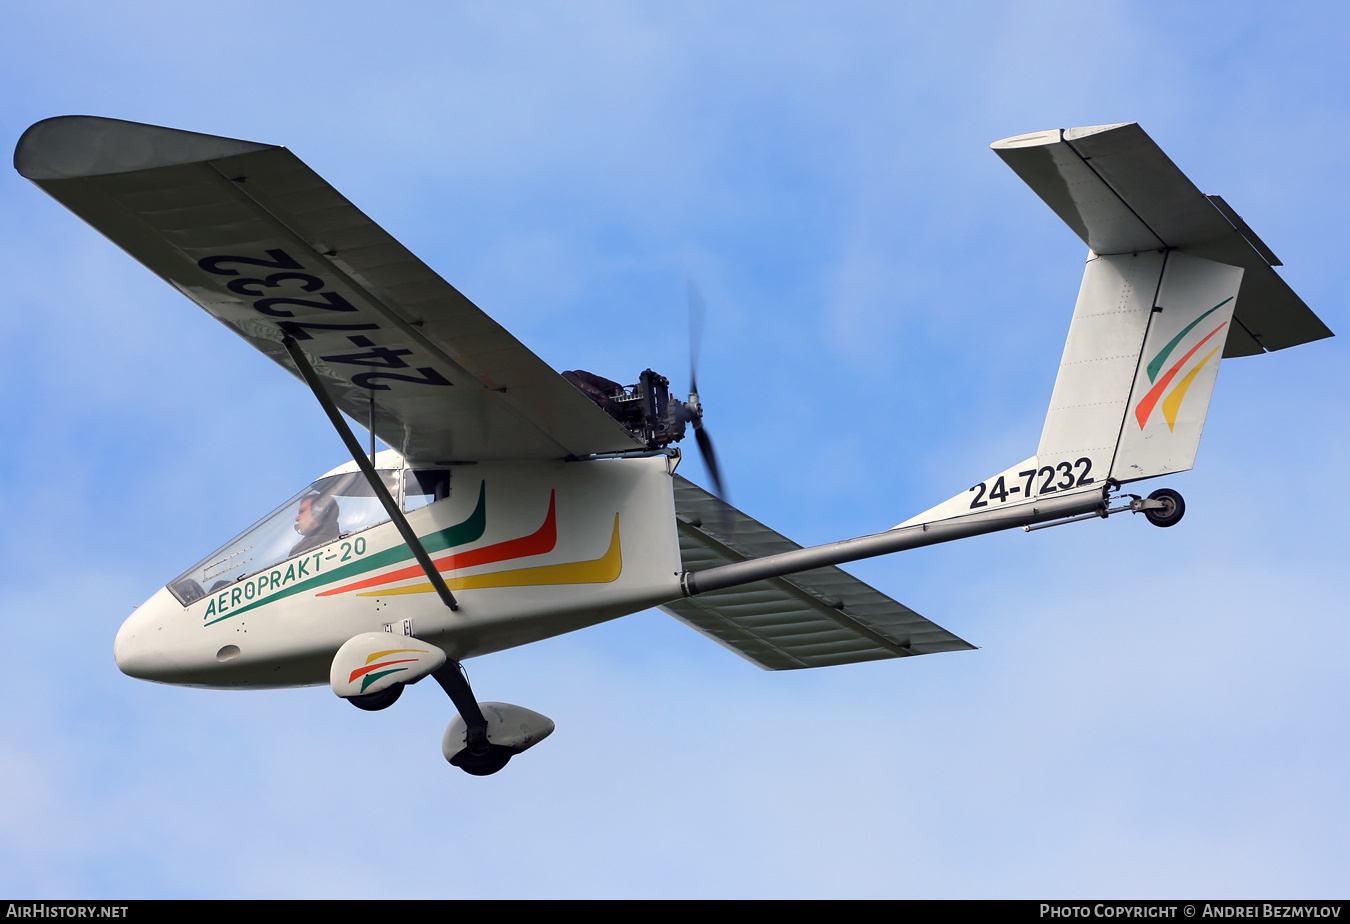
[168,466,449,605]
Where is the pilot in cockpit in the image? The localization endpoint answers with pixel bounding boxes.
[290,493,341,556]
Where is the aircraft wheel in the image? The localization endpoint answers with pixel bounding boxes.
[347,682,404,711]
[1143,488,1185,528]
[451,744,514,776]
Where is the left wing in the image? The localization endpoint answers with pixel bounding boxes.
[661,476,975,670]
[16,116,643,463]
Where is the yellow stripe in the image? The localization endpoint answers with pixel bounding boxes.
[1161,345,1222,431]
[361,515,622,596]
[365,648,430,665]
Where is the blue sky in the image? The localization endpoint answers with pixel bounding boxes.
[1,1,1346,898]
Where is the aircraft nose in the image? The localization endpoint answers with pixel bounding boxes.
[114,586,180,680]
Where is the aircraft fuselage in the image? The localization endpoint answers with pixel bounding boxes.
[115,455,682,688]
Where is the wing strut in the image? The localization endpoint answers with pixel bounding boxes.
[288,331,505,772]
[282,337,460,612]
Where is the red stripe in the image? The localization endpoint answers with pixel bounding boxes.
[318,491,557,597]
[1134,323,1227,429]
[348,658,420,683]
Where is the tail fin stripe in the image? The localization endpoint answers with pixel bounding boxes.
[1145,297,1233,382]
[1161,345,1223,431]
[1133,322,1228,429]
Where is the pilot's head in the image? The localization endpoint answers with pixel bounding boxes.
[295,493,339,536]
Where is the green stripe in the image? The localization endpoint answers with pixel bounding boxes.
[360,668,408,692]
[204,481,486,626]
[1146,297,1234,382]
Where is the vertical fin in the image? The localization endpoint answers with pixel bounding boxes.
[1036,250,1165,483]
[897,250,1242,527]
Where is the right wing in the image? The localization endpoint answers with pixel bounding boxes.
[661,476,975,670]
[15,116,644,463]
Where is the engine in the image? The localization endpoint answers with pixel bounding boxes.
[563,368,692,450]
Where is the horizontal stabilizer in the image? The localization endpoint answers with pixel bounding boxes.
[991,123,1331,356]
[664,476,974,670]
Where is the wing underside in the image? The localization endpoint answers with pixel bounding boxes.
[16,116,643,463]
[662,476,975,670]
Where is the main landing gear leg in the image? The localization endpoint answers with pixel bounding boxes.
[433,661,514,776]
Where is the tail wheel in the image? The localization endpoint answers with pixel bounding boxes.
[1143,488,1185,528]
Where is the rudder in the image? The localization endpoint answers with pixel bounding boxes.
[1112,252,1242,481]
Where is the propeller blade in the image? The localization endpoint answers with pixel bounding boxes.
[694,425,727,501]
[687,274,706,394]
[685,274,730,525]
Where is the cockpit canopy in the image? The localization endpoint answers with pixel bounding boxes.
[168,452,450,605]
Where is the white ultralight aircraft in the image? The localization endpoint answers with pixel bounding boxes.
[16,117,1332,775]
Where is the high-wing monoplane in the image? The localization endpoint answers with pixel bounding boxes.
[16,118,1331,775]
